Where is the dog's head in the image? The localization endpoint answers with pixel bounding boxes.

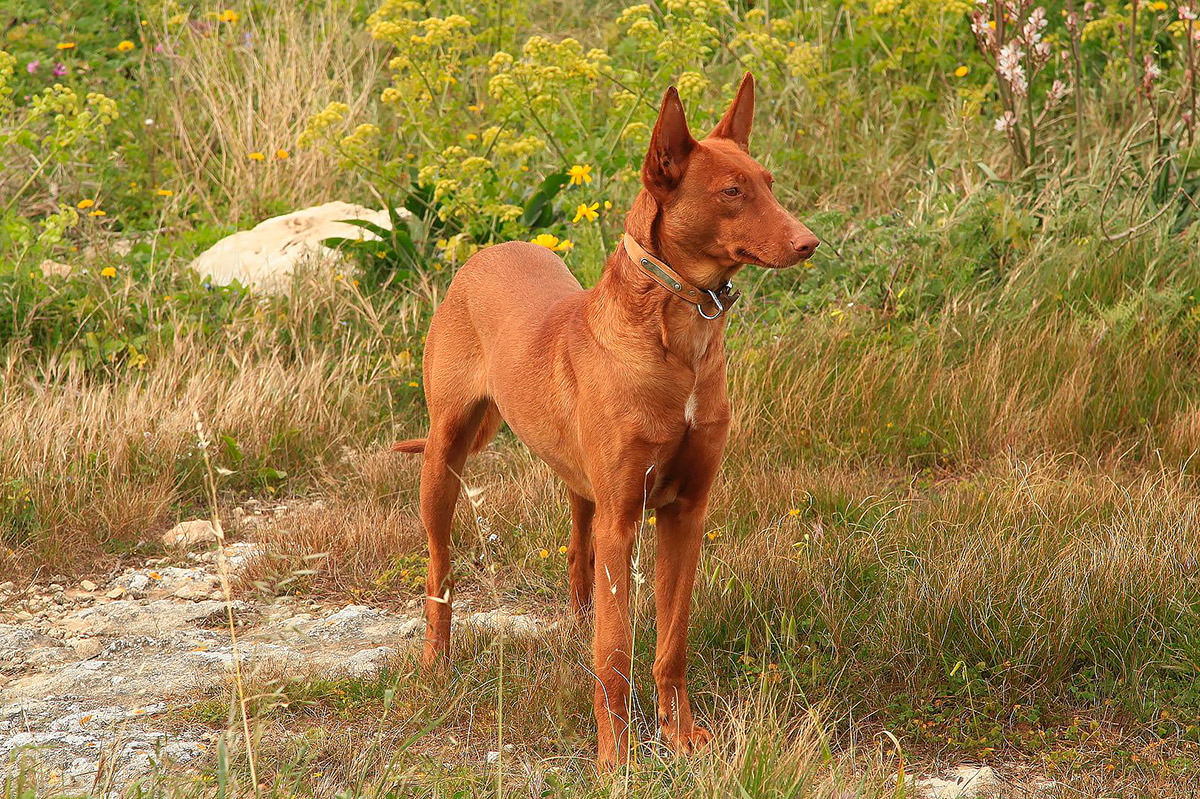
[639,73,818,278]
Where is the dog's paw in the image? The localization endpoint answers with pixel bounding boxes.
[661,723,712,754]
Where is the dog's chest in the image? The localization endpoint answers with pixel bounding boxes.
[683,389,699,425]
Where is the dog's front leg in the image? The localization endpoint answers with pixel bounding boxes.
[651,497,712,753]
[652,419,727,754]
[591,504,639,768]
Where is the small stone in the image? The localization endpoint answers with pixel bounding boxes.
[80,580,98,592]
[38,259,72,278]
[122,573,151,595]
[106,586,126,599]
[342,646,397,677]
[912,765,1000,799]
[162,519,218,549]
[66,637,103,658]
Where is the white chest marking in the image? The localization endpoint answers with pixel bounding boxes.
[684,391,698,425]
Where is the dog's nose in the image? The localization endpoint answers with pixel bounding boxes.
[791,233,820,259]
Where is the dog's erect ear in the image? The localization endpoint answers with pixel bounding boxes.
[708,72,754,151]
[642,86,696,200]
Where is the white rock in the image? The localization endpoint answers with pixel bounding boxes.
[187,202,407,293]
[65,638,103,658]
[38,259,72,278]
[79,580,97,592]
[161,519,218,549]
[913,765,1000,798]
[462,611,543,637]
[397,618,424,638]
[118,572,151,595]
[221,542,262,570]
[342,646,397,677]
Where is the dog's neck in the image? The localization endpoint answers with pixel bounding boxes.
[586,191,737,365]
[624,192,738,292]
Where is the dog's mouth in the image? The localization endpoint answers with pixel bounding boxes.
[736,247,799,270]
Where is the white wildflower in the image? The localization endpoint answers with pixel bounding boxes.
[1046,79,1070,108]
[998,42,1028,96]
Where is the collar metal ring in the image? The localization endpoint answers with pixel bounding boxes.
[696,288,725,320]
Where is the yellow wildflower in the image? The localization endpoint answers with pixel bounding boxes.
[117,40,136,52]
[530,233,573,252]
[100,266,117,278]
[558,545,568,554]
[788,508,801,517]
[89,210,106,217]
[248,151,265,161]
[218,9,240,23]
[57,42,76,50]
[539,548,550,559]
[706,530,721,541]
[408,381,419,388]
[77,199,95,210]
[954,65,969,78]
[275,148,290,160]
[573,202,599,223]
[648,515,657,526]
[156,188,173,197]
[567,164,593,185]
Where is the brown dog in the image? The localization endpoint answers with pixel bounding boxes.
[393,72,818,766]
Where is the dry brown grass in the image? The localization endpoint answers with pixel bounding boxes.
[148,0,384,222]
[5,265,1199,794]
[0,268,424,579]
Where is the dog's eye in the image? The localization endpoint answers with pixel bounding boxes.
[722,187,741,197]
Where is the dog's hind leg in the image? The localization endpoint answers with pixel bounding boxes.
[567,490,595,620]
[420,398,498,667]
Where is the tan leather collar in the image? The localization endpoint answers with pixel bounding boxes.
[622,233,741,319]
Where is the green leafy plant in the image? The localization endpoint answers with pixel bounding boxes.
[323,170,570,288]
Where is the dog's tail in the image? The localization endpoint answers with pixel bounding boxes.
[390,439,427,454]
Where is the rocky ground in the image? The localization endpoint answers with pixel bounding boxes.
[0,515,549,796]
[2,516,1016,799]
